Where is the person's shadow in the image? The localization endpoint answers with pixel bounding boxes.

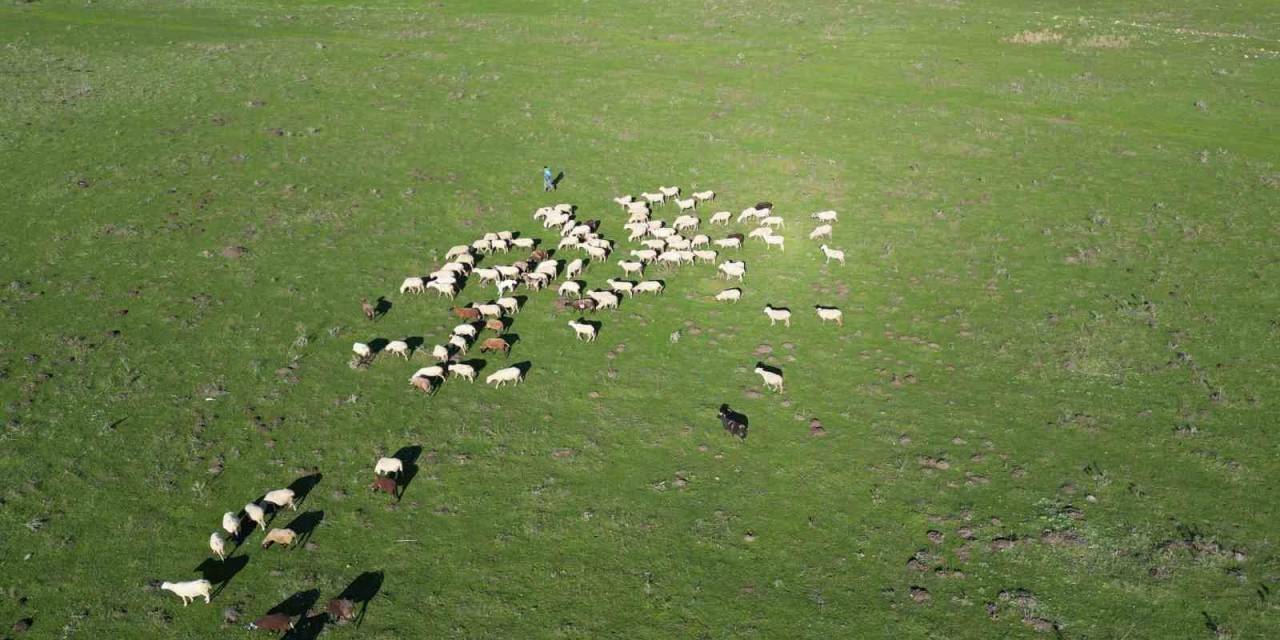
[553,171,565,188]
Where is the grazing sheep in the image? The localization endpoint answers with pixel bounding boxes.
[360,298,375,321]
[690,234,710,248]
[449,362,476,382]
[657,251,684,267]
[491,239,509,253]
[521,271,547,290]
[587,290,620,310]
[642,238,668,251]
[693,249,718,263]
[606,278,635,297]
[471,238,492,253]
[260,528,298,549]
[244,503,267,531]
[570,298,598,312]
[652,227,676,240]
[474,303,502,318]
[426,281,457,299]
[453,324,478,339]
[496,264,524,279]
[247,613,294,632]
[626,201,650,216]
[452,306,482,321]
[160,579,212,606]
[665,236,691,251]
[411,366,446,380]
[553,203,575,214]
[618,260,644,277]
[263,488,296,511]
[760,215,785,228]
[718,404,746,439]
[811,210,838,222]
[511,237,536,249]
[819,244,845,264]
[409,376,435,394]
[747,227,771,240]
[534,259,559,277]
[448,334,470,355]
[809,224,833,240]
[673,215,700,232]
[326,598,357,623]
[558,281,582,298]
[718,261,746,281]
[495,279,517,296]
[568,320,597,341]
[479,338,510,355]
[384,340,410,359]
[400,277,426,294]
[428,272,457,285]
[486,366,524,387]
[445,245,471,260]
[659,185,680,198]
[693,190,715,202]
[713,236,742,249]
[641,191,665,205]
[763,304,792,327]
[352,343,373,361]
[375,457,403,476]
[430,344,453,362]
[613,195,634,208]
[763,234,785,251]
[484,318,506,332]
[816,305,844,326]
[635,280,665,295]
[371,475,399,498]
[629,249,658,263]
[473,267,500,284]
[584,245,609,261]
[710,210,731,224]
[497,297,520,315]
[715,288,742,302]
[222,511,240,538]
[209,532,227,560]
[754,365,784,392]
[737,207,760,223]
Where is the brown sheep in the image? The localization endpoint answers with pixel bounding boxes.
[452,307,482,321]
[479,338,510,355]
[260,528,298,550]
[371,475,399,499]
[484,318,505,333]
[360,298,375,321]
[529,249,549,262]
[409,376,434,394]
[571,298,597,312]
[326,598,357,622]
[247,612,294,632]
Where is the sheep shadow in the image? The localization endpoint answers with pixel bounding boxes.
[754,362,784,377]
[269,589,320,618]
[511,361,533,378]
[284,614,328,640]
[287,473,323,509]
[338,571,384,627]
[514,294,529,309]
[194,554,249,599]
[373,297,392,319]
[552,171,565,187]
[576,318,603,339]
[718,403,749,440]
[366,338,390,355]
[392,446,423,498]
[283,510,324,547]
[404,336,425,356]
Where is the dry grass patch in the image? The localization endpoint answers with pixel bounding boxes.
[1003,30,1064,45]
[1075,34,1132,49]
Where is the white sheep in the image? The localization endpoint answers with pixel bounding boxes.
[692,190,715,202]
[533,206,554,220]
[448,362,476,382]
[713,237,742,249]
[496,279,517,296]
[426,281,456,299]
[263,488,296,511]
[160,579,212,606]
[754,366,784,392]
[629,249,658,263]
[710,210,731,224]
[657,251,684,266]
[474,303,502,318]
[558,236,580,251]
[665,236,691,251]
[511,237,536,249]
[613,195,634,208]
[635,280,665,295]
[496,264,523,279]
[209,532,227,560]
[497,297,521,315]
[809,224,833,240]
[486,366,524,387]
[747,227,771,240]
[737,207,760,223]
[482,232,499,242]
[715,288,742,302]
[718,261,746,281]
[677,250,695,264]
[659,185,680,198]
[375,457,403,477]
[453,324,478,339]
[763,304,792,327]
[811,210,838,222]
[553,203,575,214]
[352,343,373,361]
[471,238,492,253]
[411,365,446,380]
[445,245,471,260]
[607,278,635,297]
[673,215,699,232]
[565,258,584,280]
[221,511,240,538]
[617,260,644,277]
[384,340,410,359]
[568,320,598,341]
[690,234,710,248]
[651,227,676,239]
[558,281,582,298]
[763,234,785,251]
[819,244,845,264]
[428,273,457,286]
[627,201,651,215]
[587,290,620,310]
[641,191,665,205]
[760,215,785,228]
[675,197,697,213]
[815,305,844,326]
[585,245,609,261]
[448,334,470,355]
[473,268,500,284]
[535,260,559,277]
[642,238,668,251]
[431,344,452,362]
[452,253,476,267]
[491,239,509,253]
[244,503,267,531]
[399,277,425,294]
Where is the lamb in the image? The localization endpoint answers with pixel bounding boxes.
[568,320,598,341]
[809,224,833,240]
[658,185,680,198]
[713,236,742,249]
[495,279,517,296]
[371,475,399,498]
[763,234,785,251]
[244,503,267,531]
[618,260,644,277]
[247,613,294,632]
[693,249,718,263]
[497,297,521,315]
[673,215,699,232]
[715,288,742,302]
[760,215,785,228]
[384,340,410,359]
[815,305,844,326]
[606,278,635,297]
[399,277,426,294]
[453,324,478,339]
[675,198,697,213]
[360,298,375,321]
[718,261,746,281]
[448,362,477,382]
[641,191,665,205]
[819,244,845,264]
[565,258,584,280]
[479,338,510,355]
[160,579,212,606]
[260,528,298,549]
[558,281,582,298]
[811,210,838,222]
[754,365,784,392]
[375,456,403,477]
[209,532,227,560]
[710,210,731,224]
[634,280,665,295]
[486,366,524,387]
[763,304,792,327]
[587,290,620,310]
[692,190,715,202]
[431,344,453,362]
[411,366,446,381]
[221,511,240,538]
[263,488,297,511]
[448,334,470,355]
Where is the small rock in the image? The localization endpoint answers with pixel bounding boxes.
[221,246,248,258]
[909,586,931,603]
[926,530,944,544]
[551,448,575,459]
[743,531,756,543]
[744,389,762,399]
[754,344,773,355]
[11,618,33,634]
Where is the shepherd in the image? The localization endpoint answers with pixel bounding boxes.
[543,165,555,192]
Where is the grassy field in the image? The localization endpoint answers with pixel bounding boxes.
[1,0,1278,637]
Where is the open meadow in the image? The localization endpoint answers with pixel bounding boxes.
[1,0,1278,637]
